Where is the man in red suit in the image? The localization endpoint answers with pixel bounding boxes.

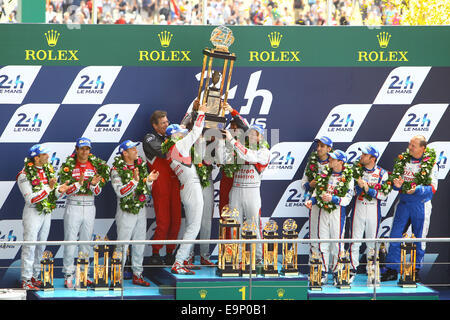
[143,110,181,266]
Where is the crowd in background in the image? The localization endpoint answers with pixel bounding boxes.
[0,0,404,26]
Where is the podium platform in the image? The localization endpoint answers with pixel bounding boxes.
[308,274,439,300]
[29,277,174,300]
[148,264,309,300]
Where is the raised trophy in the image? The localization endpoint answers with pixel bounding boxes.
[75,251,89,291]
[398,233,417,288]
[93,236,110,290]
[196,25,236,129]
[367,248,380,287]
[240,218,257,277]
[110,250,123,291]
[281,219,299,276]
[217,207,241,277]
[262,220,279,277]
[335,251,351,289]
[40,251,54,291]
[309,252,323,291]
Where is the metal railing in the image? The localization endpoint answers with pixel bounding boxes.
[1,237,449,300]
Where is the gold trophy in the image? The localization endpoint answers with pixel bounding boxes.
[281,219,299,276]
[93,236,110,290]
[335,251,351,289]
[40,251,54,291]
[240,218,257,277]
[196,25,236,130]
[262,220,279,277]
[217,207,241,277]
[110,250,123,291]
[398,233,417,288]
[367,248,380,287]
[75,251,89,291]
[309,252,323,291]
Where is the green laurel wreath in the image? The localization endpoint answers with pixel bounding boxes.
[58,153,110,195]
[113,155,151,214]
[314,163,353,213]
[352,159,392,201]
[23,158,58,215]
[388,147,436,193]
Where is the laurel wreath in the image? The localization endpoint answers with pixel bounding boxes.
[352,159,392,201]
[23,158,58,215]
[112,155,151,214]
[58,153,110,195]
[314,163,353,213]
[388,147,436,193]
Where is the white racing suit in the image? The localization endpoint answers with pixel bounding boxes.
[62,160,103,277]
[349,165,389,271]
[17,168,63,282]
[310,173,354,273]
[167,111,205,264]
[300,156,330,261]
[227,137,270,261]
[111,163,153,276]
[385,158,438,272]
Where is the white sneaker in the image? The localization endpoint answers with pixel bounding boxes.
[64,274,73,289]
[349,269,357,284]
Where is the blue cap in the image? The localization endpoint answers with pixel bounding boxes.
[328,149,347,163]
[76,137,92,148]
[166,124,188,137]
[361,145,380,159]
[28,144,51,158]
[249,124,265,136]
[315,136,333,148]
[118,140,140,154]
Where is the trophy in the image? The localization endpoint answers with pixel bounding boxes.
[309,252,323,291]
[217,207,241,277]
[398,233,417,288]
[335,251,351,289]
[93,236,110,290]
[40,251,54,291]
[196,25,236,129]
[240,218,257,277]
[367,248,380,287]
[262,220,279,277]
[281,219,299,276]
[110,250,123,291]
[75,251,89,291]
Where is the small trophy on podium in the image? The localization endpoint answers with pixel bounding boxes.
[262,220,279,277]
[217,207,241,277]
[398,233,417,288]
[196,25,236,130]
[93,236,110,290]
[75,251,89,291]
[110,250,123,291]
[367,248,380,287]
[335,251,351,289]
[240,218,257,277]
[281,219,299,276]
[40,251,54,291]
[309,252,323,291]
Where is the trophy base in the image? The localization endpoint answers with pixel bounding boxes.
[93,283,110,291]
[76,287,88,291]
[204,115,227,130]
[309,285,323,291]
[241,271,257,277]
[111,285,123,291]
[216,268,241,277]
[43,287,54,292]
[398,280,417,288]
[262,270,279,278]
[336,282,351,290]
[280,269,299,277]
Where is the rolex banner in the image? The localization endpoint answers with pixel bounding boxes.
[0,25,449,288]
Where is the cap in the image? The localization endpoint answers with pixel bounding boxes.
[249,124,264,136]
[315,136,333,148]
[328,149,347,163]
[166,124,188,137]
[118,140,140,154]
[76,137,92,148]
[361,145,380,159]
[28,144,51,158]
